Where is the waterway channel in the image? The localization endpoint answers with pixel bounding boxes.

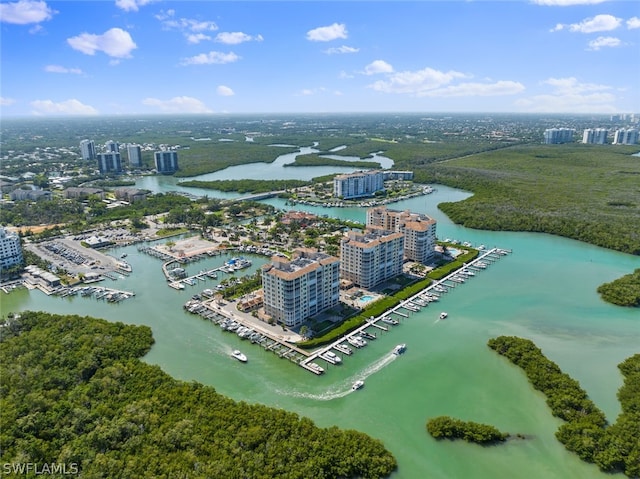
[3,185,639,479]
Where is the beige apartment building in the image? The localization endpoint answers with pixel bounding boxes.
[261,249,340,327]
[339,229,404,289]
[366,206,437,264]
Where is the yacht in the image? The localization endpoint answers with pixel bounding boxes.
[334,343,353,355]
[352,380,365,391]
[347,336,367,348]
[392,344,407,355]
[320,350,342,365]
[231,350,247,362]
[439,312,448,320]
[308,362,325,374]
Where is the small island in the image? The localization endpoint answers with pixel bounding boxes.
[426,416,509,444]
[597,268,640,307]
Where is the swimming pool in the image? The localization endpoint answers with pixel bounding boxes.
[359,295,375,303]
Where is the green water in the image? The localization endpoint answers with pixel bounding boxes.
[3,186,639,478]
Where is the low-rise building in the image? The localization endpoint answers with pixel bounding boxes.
[114,187,148,203]
[9,189,52,201]
[64,187,105,199]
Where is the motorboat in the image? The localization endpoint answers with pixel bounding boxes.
[392,344,406,355]
[334,343,353,355]
[308,362,325,374]
[231,350,247,362]
[439,312,448,320]
[320,350,342,365]
[352,380,365,391]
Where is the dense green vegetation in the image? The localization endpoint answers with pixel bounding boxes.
[0,311,397,478]
[178,179,311,194]
[426,416,509,444]
[488,336,640,478]
[597,269,640,307]
[416,145,640,255]
[284,153,380,169]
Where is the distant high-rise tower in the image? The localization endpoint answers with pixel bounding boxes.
[154,151,179,174]
[582,128,608,144]
[127,144,143,168]
[613,129,639,145]
[97,152,123,174]
[105,140,120,153]
[80,139,96,160]
[544,128,574,144]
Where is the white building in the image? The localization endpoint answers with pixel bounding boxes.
[80,139,96,161]
[366,207,437,264]
[340,229,404,289]
[105,140,120,153]
[333,170,384,199]
[97,153,122,174]
[0,227,23,271]
[544,128,574,144]
[613,129,639,145]
[582,128,608,144]
[262,249,340,327]
[127,144,143,168]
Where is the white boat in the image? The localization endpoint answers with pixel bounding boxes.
[231,350,247,362]
[320,350,342,365]
[308,362,325,374]
[334,343,353,355]
[352,380,365,390]
[392,344,406,355]
[347,336,367,348]
[440,312,448,320]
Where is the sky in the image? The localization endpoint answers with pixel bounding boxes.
[0,0,639,117]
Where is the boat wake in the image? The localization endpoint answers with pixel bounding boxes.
[276,353,398,401]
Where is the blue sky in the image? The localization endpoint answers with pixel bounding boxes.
[1,0,638,117]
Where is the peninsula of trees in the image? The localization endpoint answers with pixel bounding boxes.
[597,268,640,307]
[0,311,397,479]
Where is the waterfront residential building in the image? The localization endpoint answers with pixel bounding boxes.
[340,229,404,289]
[366,206,437,264]
[127,144,143,168]
[333,170,384,199]
[613,128,639,145]
[114,187,148,203]
[79,139,96,160]
[97,152,123,174]
[9,189,52,202]
[64,187,104,200]
[262,249,340,327]
[543,128,574,144]
[154,151,179,174]
[105,140,120,153]
[582,128,608,144]
[0,226,23,271]
[382,170,414,181]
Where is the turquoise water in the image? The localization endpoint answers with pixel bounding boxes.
[3,185,638,479]
[359,294,375,302]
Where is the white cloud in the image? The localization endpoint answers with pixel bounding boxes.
[44,64,83,74]
[67,28,137,58]
[215,32,263,44]
[515,76,617,113]
[325,45,359,55]
[532,0,608,5]
[180,51,240,66]
[555,14,622,33]
[306,23,348,42]
[368,67,468,95]
[156,10,217,33]
[142,96,213,113]
[363,60,394,75]
[186,33,212,44]
[587,36,622,50]
[1,97,17,106]
[30,99,98,116]
[217,85,234,97]
[295,87,328,97]
[423,81,526,98]
[627,17,640,29]
[0,0,55,24]
[114,0,156,12]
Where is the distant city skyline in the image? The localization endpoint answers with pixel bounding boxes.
[1,0,639,117]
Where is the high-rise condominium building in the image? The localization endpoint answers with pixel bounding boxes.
[0,227,23,271]
[544,128,574,144]
[97,152,123,174]
[333,170,384,199]
[613,129,639,145]
[80,139,96,160]
[367,206,438,264]
[154,151,179,174]
[582,128,608,144]
[127,144,143,168]
[262,249,340,327]
[340,229,404,289]
[105,140,120,153]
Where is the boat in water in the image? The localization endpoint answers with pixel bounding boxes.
[392,344,406,355]
[439,312,448,320]
[319,350,342,365]
[352,380,365,391]
[231,350,247,362]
